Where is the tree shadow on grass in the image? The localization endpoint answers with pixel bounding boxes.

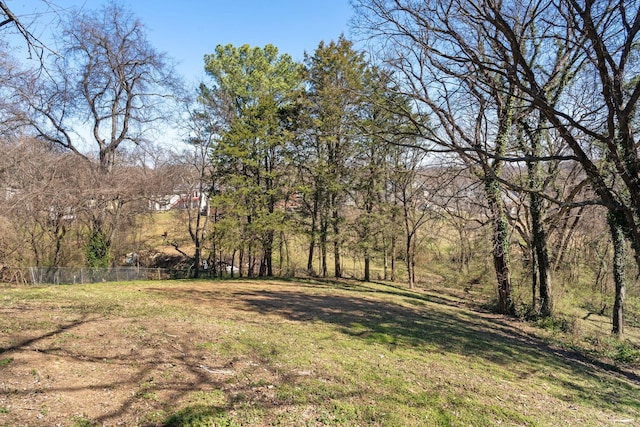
[149,280,640,420]
[0,316,90,356]
[223,285,640,414]
[1,288,376,426]
[0,313,271,426]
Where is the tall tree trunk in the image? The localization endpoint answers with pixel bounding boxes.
[485,177,514,315]
[530,191,553,316]
[608,211,626,336]
[280,231,290,276]
[522,113,553,317]
[232,250,238,278]
[484,88,515,315]
[307,239,316,274]
[260,230,274,277]
[307,189,320,272]
[406,232,415,289]
[279,232,284,275]
[363,218,371,281]
[191,195,202,279]
[320,217,328,277]
[383,242,389,281]
[211,229,218,277]
[333,208,342,278]
[364,250,370,282]
[248,249,254,277]
[402,187,415,289]
[193,237,201,279]
[530,245,538,313]
[52,219,67,268]
[390,195,398,282]
[456,225,470,270]
[391,236,397,282]
[333,240,342,278]
[307,201,318,273]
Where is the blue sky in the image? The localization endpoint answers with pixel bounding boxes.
[8,0,356,82]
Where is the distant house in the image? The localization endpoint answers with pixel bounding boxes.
[48,206,75,222]
[150,191,209,215]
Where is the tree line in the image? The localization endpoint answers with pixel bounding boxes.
[353,0,640,336]
[1,0,637,336]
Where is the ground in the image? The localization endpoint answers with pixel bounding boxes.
[0,279,638,426]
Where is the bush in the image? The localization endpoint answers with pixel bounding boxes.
[536,315,573,334]
[163,405,236,427]
[612,341,640,366]
[85,230,111,268]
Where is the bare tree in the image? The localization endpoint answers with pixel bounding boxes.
[0,139,84,267]
[0,136,157,269]
[5,2,181,268]
[170,99,219,278]
[495,0,640,335]
[355,0,640,332]
[9,1,180,173]
[452,0,639,334]
[0,46,30,138]
[355,0,526,313]
[0,1,51,61]
[392,149,436,288]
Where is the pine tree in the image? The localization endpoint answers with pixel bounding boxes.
[202,44,303,277]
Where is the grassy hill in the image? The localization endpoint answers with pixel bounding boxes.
[0,278,638,426]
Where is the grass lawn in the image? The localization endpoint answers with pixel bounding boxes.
[0,278,638,426]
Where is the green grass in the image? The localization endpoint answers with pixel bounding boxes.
[0,279,638,426]
[70,415,97,427]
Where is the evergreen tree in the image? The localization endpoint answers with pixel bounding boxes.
[202,44,303,277]
[301,36,368,278]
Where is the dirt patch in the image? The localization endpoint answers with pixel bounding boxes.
[0,285,286,426]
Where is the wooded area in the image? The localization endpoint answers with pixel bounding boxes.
[1,0,639,338]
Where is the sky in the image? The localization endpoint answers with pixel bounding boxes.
[7,0,356,83]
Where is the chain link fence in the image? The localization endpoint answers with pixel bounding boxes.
[1,267,191,285]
